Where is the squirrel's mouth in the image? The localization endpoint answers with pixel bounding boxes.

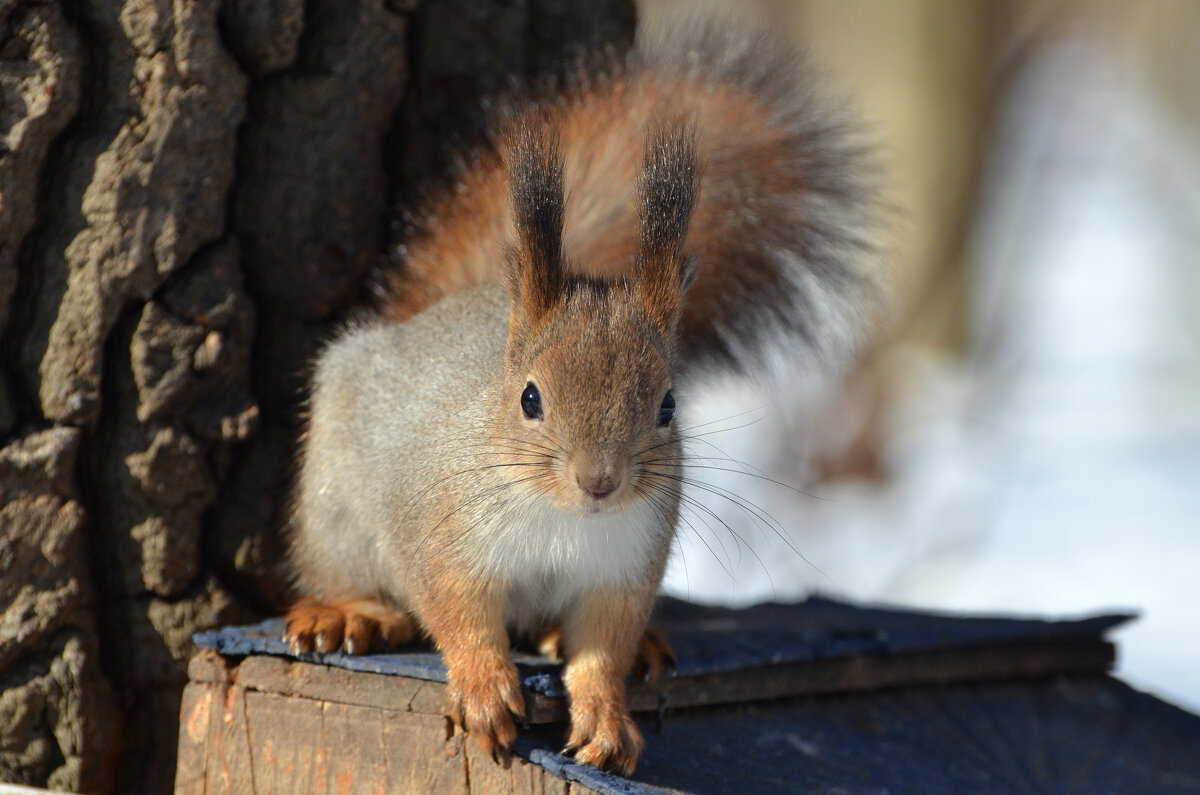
[543,477,638,518]
[519,462,643,517]
[586,500,620,516]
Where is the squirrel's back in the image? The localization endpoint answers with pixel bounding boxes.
[292,286,510,603]
[382,15,880,376]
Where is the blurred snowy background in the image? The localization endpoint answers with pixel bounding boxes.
[644,1,1200,714]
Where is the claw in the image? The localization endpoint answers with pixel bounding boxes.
[281,599,417,657]
[564,693,644,774]
[446,655,523,759]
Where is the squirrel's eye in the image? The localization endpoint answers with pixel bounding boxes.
[521,382,543,420]
[657,390,675,427]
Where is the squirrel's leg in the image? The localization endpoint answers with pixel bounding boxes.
[561,587,655,774]
[414,576,525,758]
[536,624,675,681]
[631,626,676,682]
[284,597,417,654]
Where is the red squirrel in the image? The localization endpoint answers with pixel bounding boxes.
[284,15,878,774]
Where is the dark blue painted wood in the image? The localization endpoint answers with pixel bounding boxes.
[652,596,1132,678]
[504,676,1200,795]
[524,676,1200,795]
[192,619,560,685]
[193,596,1133,696]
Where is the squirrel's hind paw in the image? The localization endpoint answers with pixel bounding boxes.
[283,598,417,655]
[565,700,644,775]
[631,627,676,683]
[535,625,565,661]
[536,625,675,682]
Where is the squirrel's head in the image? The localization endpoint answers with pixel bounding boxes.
[496,119,700,515]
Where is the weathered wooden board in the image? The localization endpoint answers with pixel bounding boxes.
[179,598,1200,795]
[175,661,589,795]
[178,654,1200,795]
[597,676,1200,794]
[193,596,1130,723]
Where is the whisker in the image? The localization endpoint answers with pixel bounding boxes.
[393,432,564,524]
[641,468,831,587]
[643,457,832,502]
[439,470,559,557]
[635,485,697,594]
[635,415,769,460]
[409,470,556,575]
[637,477,741,581]
[673,405,769,435]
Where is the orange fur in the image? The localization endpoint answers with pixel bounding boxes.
[560,586,659,774]
[412,573,526,757]
[284,598,418,655]
[382,54,874,375]
[385,79,776,315]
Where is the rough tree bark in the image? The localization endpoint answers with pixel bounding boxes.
[0,1,635,791]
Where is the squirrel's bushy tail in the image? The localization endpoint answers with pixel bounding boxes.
[382,13,882,376]
[633,16,881,374]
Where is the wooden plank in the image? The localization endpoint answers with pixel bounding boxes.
[197,596,1128,734]
[194,600,1132,694]
[179,681,257,795]
[244,690,327,793]
[319,702,389,795]
[515,639,1117,723]
[406,680,451,716]
[627,638,1116,713]
[312,702,467,794]
[378,709,466,794]
[464,737,515,794]
[188,648,233,685]
[509,758,570,795]
[183,597,1137,794]
[174,682,211,795]
[463,742,577,795]
[213,635,1114,734]
[217,683,256,794]
[232,655,433,714]
[597,676,1200,795]
[181,685,469,794]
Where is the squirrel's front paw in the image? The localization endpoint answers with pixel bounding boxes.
[565,698,644,775]
[447,654,526,758]
[283,598,416,654]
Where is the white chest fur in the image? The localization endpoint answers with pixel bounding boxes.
[465,496,667,629]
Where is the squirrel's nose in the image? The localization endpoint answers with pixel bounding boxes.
[576,474,618,500]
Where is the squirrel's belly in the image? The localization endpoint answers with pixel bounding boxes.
[469,497,670,628]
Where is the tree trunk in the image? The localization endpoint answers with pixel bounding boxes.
[0,1,634,791]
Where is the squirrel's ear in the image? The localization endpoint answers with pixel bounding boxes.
[635,119,701,329]
[505,121,566,318]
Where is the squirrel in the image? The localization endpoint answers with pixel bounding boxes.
[283,15,879,775]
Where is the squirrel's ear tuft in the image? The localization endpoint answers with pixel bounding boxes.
[636,119,701,328]
[505,120,566,317]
